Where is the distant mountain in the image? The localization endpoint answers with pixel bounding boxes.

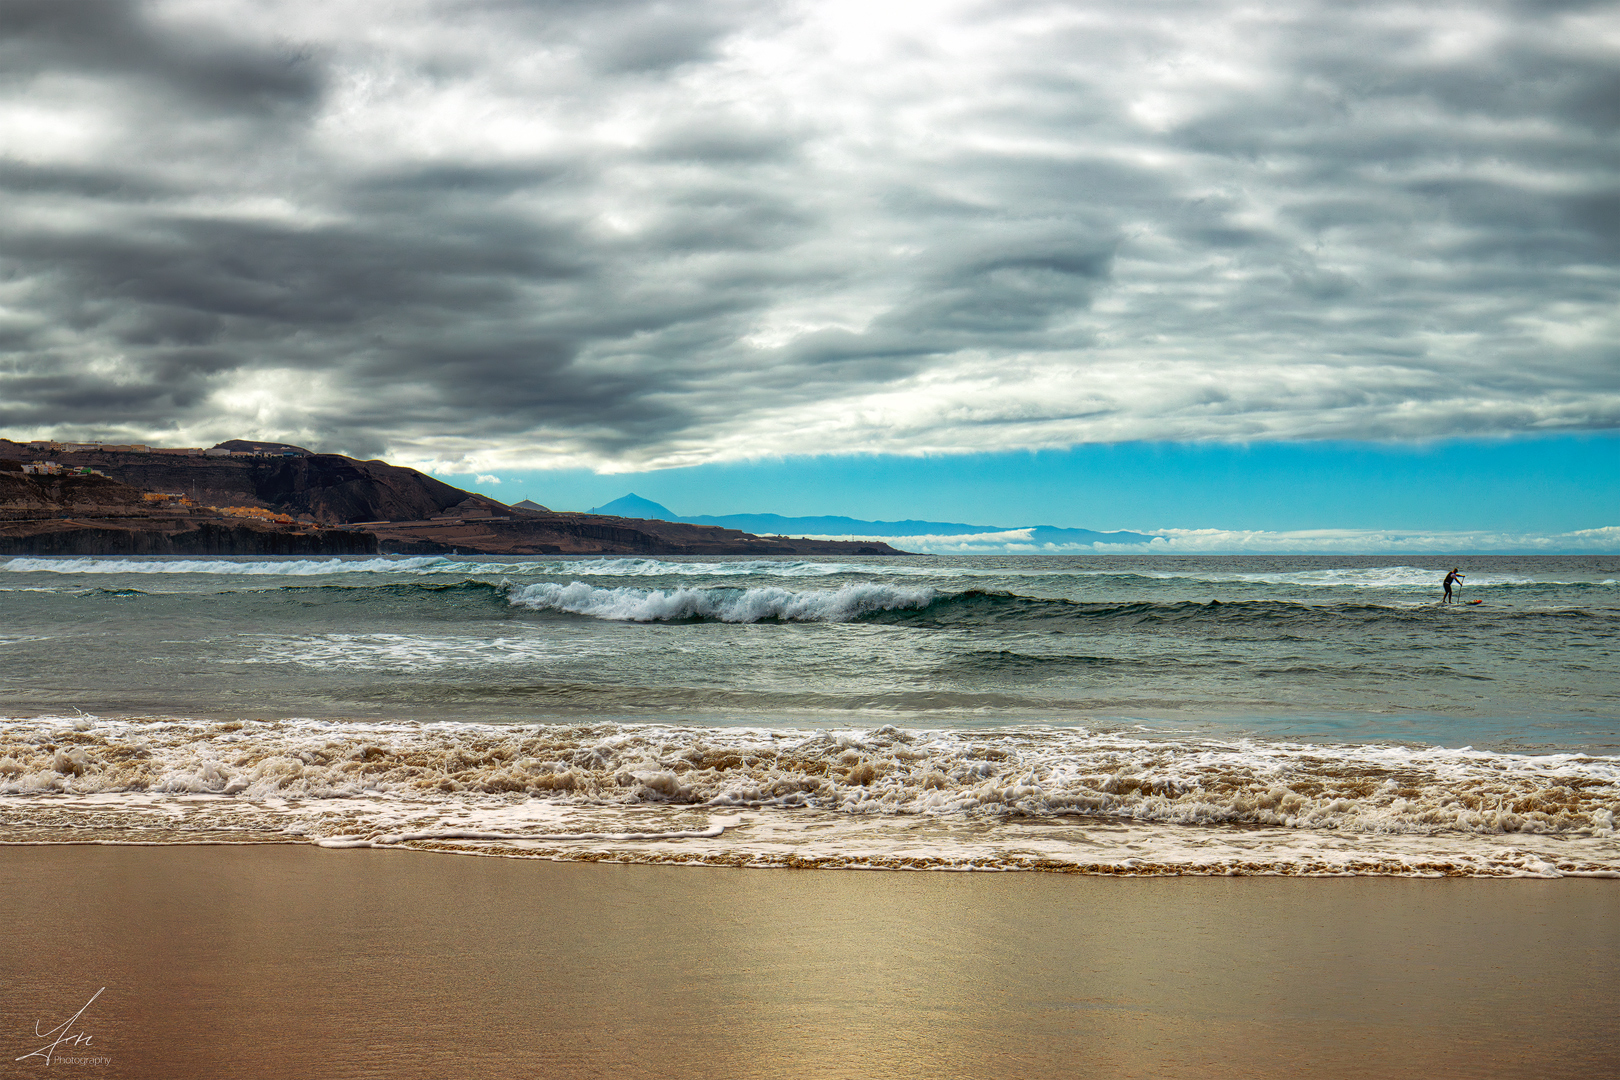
[586,498,1158,546]
[589,493,676,519]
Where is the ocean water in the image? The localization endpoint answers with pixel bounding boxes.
[1,553,1617,876]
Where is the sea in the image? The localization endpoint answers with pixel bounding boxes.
[1,553,1617,877]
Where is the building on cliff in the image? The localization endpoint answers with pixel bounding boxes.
[45,442,149,453]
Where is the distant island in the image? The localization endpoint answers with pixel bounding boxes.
[0,440,903,557]
[586,493,1159,546]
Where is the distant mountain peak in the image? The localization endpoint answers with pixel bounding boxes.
[588,493,675,520]
[213,439,313,455]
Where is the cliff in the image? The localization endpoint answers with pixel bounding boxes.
[0,458,377,556]
[0,446,504,525]
[0,518,379,557]
[0,442,904,557]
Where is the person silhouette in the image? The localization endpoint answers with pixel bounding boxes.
[1442,567,1464,604]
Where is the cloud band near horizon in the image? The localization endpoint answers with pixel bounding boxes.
[795,525,1620,555]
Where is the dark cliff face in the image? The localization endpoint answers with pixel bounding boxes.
[0,445,500,525]
[0,451,379,556]
[295,456,486,523]
[233,454,479,523]
[0,520,379,557]
[0,468,148,510]
[0,441,906,556]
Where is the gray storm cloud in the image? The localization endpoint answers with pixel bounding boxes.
[0,0,1615,470]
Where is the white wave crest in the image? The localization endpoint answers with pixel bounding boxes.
[506,581,938,622]
[546,558,865,577]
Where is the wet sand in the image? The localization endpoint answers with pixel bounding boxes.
[0,847,1615,1080]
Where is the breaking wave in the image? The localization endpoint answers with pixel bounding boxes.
[506,581,938,622]
[5,558,1614,601]
[501,583,1404,626]
[544,558,872,578]
[26,574,1609,631]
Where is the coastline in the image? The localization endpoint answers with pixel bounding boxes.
[0,442,907,557]
[2,845,1615,1079]
[4,553,1616,1075]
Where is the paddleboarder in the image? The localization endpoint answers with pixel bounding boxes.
[1442,567,1464,604]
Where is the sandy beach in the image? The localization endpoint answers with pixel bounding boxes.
[1,847,1615,1080]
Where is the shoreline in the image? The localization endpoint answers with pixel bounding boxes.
[3,711,1616,877]
[1,846,1616,1079]
[4,836,1620,878]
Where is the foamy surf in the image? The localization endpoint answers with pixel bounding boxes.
[5,552,1616,868]
[2,715,1616,877]
[550,558,871,577]
[6,555,1610,595]
[505,581,939,622]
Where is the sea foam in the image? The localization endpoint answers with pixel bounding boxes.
[4,715,1616,837]
[4,716,1616,876]
[505,581,938,622]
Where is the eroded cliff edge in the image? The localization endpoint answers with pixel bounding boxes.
[0,442,904,557]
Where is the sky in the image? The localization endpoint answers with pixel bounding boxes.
[1,0,1616,548]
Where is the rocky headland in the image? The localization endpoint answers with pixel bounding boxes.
[0,440,904,557]
[0,457,377,556]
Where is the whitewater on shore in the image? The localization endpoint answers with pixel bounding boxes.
[2,552,1616,875]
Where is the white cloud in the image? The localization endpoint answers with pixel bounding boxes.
[0,0,1616,469]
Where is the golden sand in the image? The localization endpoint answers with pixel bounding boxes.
[0,846,1615,1079]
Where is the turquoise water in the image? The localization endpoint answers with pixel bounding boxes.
[2,554,1617,875]
[1,553,1615,751]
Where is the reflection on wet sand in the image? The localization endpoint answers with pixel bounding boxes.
[0,847,1615,1079]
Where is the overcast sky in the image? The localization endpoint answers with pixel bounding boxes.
[1,0,1616,479]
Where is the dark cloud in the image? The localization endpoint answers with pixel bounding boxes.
[0,0,1615,469]
[0,0,322,116]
